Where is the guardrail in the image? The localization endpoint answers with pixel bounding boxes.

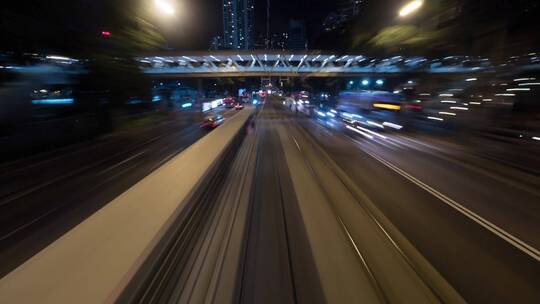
[118,109,253,302]
[0,108,255,303]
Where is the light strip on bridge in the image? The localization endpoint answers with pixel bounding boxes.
[182,56,197,63]
[297,55,308,68]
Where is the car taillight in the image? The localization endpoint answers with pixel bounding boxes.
[405,104,423,110]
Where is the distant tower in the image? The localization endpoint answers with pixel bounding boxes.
[223,0,255,49]
[288,19,308,50]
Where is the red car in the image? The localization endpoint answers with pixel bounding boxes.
[200,114,224,129]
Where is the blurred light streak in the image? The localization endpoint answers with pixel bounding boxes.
[373,103,401,110]
[439,112,456,116]
[450,106,469,111]
[399,0,424,17]
[357,126,387,139]
[46,55,76,61]
[514,78,535,82]
[518,83,540,86]
[383,122,403,130]
[367,121,385,128]
[427,116,444,121]
[32,98,74,105]
[466,78,478,82]
[495,93,516,96]
[346,125,374,139]
[532,137,540,141]
[470,102,482,105]
[181,103,192,108]
[507,88,531,91]
[441,100,457,104]
[439,93,453,97]
[482,99,493,101]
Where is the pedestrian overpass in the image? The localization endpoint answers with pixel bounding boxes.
[138,51,493,78]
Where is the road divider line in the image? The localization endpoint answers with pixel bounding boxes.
[336,215,389,304]
[98,149,148,175]
[356,143,540,262]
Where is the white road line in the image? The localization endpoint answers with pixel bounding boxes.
[337,215,388,303]
[292,136,302,152]
[98,149,147,175]
[358,146,540,262]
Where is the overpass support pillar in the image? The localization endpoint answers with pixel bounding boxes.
[261,76,272,88]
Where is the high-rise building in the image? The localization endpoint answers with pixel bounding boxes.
[209,36,223,50]
[222,0,254,49]
[288,20,307,50]
[323,0,365,32]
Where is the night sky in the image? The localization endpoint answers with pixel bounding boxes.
[1,0,357,51]
[149,0,343,50]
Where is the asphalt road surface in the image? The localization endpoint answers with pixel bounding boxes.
[296,102,540,303]
[2,98,539,303]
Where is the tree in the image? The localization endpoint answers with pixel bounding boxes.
[81,0,166,107]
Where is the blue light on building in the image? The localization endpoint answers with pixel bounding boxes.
[32,98,74,105]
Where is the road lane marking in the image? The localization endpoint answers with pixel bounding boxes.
[353,142,540,262]
[337,215,389,303]
[292,136,302,152]
[98,149,147,175]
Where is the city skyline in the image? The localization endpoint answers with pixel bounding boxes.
[222,0,255,49]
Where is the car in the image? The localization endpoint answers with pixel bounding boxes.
[223,97,236,108]
[200,114,224,129]
[234,103,244,110]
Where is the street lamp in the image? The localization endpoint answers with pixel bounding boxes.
[154,0,175,16]
[399,0,423,17]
